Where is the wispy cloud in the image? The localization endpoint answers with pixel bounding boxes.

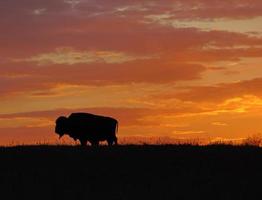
[212,122,228,126]
[144,14,262,35]
[14,48,154,65]
[64,0,81,9]
[32,8,46,15]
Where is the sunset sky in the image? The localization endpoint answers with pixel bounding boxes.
[1,0,262,145]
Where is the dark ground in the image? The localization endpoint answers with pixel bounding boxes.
[0,145,262,200]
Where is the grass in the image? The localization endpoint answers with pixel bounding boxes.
[0,144,262,199]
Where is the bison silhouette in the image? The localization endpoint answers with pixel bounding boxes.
[55,113,118,146]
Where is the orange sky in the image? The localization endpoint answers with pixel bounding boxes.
[1,0,262,145]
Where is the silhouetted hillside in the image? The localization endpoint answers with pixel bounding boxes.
[0,145,262,200]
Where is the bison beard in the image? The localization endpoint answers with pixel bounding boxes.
[55,113,118,146]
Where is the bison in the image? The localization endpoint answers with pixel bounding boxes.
[55,113,118,146]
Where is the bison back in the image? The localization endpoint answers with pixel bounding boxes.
[68,113,117,140]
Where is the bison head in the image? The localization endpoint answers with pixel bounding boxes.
[55,116,69,139]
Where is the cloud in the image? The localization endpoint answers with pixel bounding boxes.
[64,0,81,9]
[0,107,163,127]
[1,0,262,57]
[115,5,149,13]
[172,130,206,136]
[14,48,154,65]
[0,117,53,128]
[145,15,262,35]
[142,0,262,20]
[174,78,262,103]
[144,79,262,118]
[212,122,228,126]
[32,8,46,15]
[0,104,215,129]
[0,59,206,96]
[1,96,262,144]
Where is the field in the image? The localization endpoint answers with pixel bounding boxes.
[1,145,262,200]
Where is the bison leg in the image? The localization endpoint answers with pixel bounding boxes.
[80,139,87,146]
[90,141,99,146]
[107,140,113,146]
[107,136,118,146]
